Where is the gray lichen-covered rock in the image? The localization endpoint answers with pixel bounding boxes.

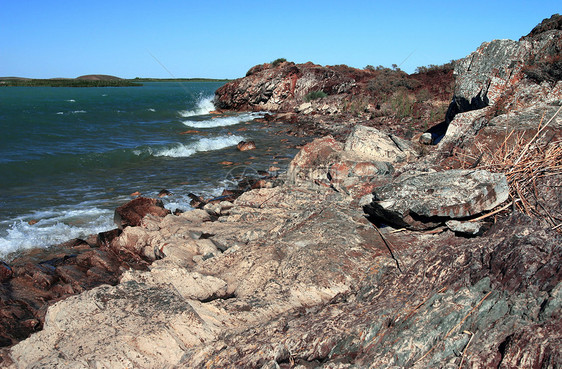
[363,169,509,230]
[344,124,417,163]
[446,219,485,236]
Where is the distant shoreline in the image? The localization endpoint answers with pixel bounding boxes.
[0,76,231,87]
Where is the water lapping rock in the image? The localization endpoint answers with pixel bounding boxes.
[2,14,561,369]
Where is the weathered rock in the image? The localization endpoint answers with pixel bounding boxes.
[344,124,417,163]
[439,19,562,149]
[446,219,485,236]
[114,197,170,229]
[362,169,509,230]
[0,232,150,350]
[215,62,360,112]
[6,186,390,367]
[287,135,343,185]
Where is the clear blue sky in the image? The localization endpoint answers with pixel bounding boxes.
[1,0,559,79]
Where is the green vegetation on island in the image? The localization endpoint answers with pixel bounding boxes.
[132,77,231,82]
[0,78,142,87]
[0,76,231,87]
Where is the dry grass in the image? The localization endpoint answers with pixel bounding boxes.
[466,106,562,231]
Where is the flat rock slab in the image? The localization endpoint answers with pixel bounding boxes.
[363,169,509,230]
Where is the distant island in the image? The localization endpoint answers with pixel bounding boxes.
[0,74,231,87]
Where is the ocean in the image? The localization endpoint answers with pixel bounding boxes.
[0,82,302,259]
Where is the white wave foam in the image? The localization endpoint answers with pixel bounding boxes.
[0,207,113,259]
[152,135,245,158]
[182,112,265,129]
[56,112,64,115]
[71,110,87,114]
[148,108,156,112]
[178,95,215,117]
[66,99,76,102]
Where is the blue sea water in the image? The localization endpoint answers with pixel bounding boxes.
[0,82,301,258]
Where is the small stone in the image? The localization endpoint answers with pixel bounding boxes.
[446,220,485,236]
[237,141,257,151]
[157,189,172,198]
[420,132,433,145]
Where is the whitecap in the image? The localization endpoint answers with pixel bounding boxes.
[56,112,64,115]
[147,108,156,112]
[178,95,215,117]
[0,207,113,259]
[66,99,76,102]
[183,112,265,129]
[151,135,245,158]
[71,110,87,114]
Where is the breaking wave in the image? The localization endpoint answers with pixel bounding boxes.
[138,135,245,158]
[182,112,265,128]
[178,95,215,117]
[0,206,113,258]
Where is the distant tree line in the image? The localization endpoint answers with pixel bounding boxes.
[0,79,142,87]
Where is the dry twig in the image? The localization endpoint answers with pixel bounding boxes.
[469,106,562,231]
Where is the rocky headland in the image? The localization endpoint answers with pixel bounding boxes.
[1,14,561,368]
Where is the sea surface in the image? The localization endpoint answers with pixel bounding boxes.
[0,82,302,259]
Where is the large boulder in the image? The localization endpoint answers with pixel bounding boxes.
[287,135,343,185]
[344,124,418,163]
[362,169,509,230]
[114,197,170,229]
[439,15,561,148]
[286,129,398,195]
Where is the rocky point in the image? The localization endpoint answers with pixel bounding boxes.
[1,14,561,369]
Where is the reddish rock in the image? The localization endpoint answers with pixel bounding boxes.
[215,62,361,112]
[0,261,13,282]
[236,140,257,151]
[287,135,343,185]
[0,231,151,349]
[113,197,170,229]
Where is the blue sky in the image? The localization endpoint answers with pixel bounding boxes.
[1,1,559,79]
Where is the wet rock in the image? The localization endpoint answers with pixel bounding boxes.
[237,140,257,151]
[363,169,509,230]
[157,189,172,197]
[113,197,171,230]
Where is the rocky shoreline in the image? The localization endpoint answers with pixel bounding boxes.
[1,14,561,368]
